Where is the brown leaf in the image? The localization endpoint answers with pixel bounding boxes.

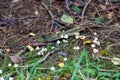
[107,6,119,11]
[9,55,22,63]
[9,50,24,63]
[0,27,8,33]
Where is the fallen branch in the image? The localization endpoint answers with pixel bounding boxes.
[42,3,61,32]
[42,2,54,31]
[44,26,86,42]
[42,2,54,19]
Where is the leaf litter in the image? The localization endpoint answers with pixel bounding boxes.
[0,0,120,79]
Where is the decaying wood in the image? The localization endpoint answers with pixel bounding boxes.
[44,26,86,42]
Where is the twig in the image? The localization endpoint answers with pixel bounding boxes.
[42,2,54,19]
[28,49,58,67]
[99,69,119,72]
[17,15,46,20]
[101,29,114,42]
[99,56,120,62]
[42,2,55,32]
[42,2,63,32]
[65,0,71,10]
[106,43,120,51]
[81,0,91,20]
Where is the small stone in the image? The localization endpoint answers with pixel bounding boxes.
[8,63,12,67]
[0,77,4,80]
[73,46,80,50]
[64,34,68,39]
[79,35,86,40]
[75,35,79,39]
[94,37,98,41]
[96,41,100,46]
[35,10,39,15]
[56,40,60,44]
[63,39,68,43]
[9,77,14,80]
[75,32,79,36]
[50,66,55,71]
[41,48,47,52]
[64,57,67,61]
[91,44,96,48]
[0,70,2,74]
[61,35,64,38]
[12,0,19,3]
[58,62,64,68]
[35,46,40,50]
[51,47,55,49]
[14,64,18,68]
[38,51,43,56]
[93,48,99,53]
[94,32,97,35]
[93,40,98,44]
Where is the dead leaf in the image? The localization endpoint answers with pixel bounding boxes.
[27,45,34,51]
[9,50,24,63]
[29,32,36,36]
[9,55,22,63]
[6,48,11,53]
[83,40,92,45]
[58,62,64,68]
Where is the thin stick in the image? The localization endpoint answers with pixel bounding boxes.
[42,2,55,32]
[42,2,54,19]
[106,43,120,51]
[81,0,91,20]
[99,56,120,62]
[65,0,71,10]
[28,49,58,67]
[99,69,119,72]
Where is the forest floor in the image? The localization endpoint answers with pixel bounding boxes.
[0,0,120,80]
